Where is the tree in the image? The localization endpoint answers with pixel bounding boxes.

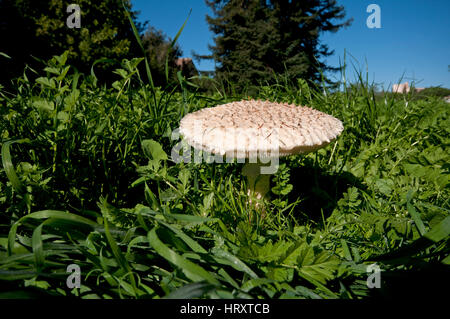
[141,26,184,87]
[201,0,352,88]
[0,0,144,84]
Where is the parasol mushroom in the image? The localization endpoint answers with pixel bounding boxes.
[179,99,343,205]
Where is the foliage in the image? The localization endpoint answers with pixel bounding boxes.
[141,26,185,87]
[0,0,144,85]
[415,86,450,98]
[200,0,352,89]
[0,50,448,299]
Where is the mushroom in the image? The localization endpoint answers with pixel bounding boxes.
[179,99,343,206]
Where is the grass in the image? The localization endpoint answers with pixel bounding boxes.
[0,49,448,299]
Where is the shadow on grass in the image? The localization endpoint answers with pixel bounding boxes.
[286,157,366,225]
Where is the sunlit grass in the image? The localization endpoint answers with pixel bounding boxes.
[0,48,448,299]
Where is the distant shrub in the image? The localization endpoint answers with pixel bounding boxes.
[416,86,450,98]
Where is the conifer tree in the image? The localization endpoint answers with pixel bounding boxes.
[202,0,352,88]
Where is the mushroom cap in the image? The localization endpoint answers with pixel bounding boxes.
[179,99,343,159]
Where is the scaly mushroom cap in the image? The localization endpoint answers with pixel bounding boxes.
[179,99,343,159]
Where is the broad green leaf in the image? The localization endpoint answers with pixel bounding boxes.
[64,89,80,111]
[113,68,128,79]
[375,178,394,196]
[57,111,69,122]
[178,169,191,188]
[296,243,340,285]
[142,139,168,161]
[424,216,450,243]
[53,51,68,66]
[44,66,61,75]
[160,189,178,201]
[33,99,55,112]
[442,254,450,265]
[36,77,56,88]
[142,140,168,171]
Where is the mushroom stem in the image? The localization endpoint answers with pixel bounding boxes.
[242,162,270,203]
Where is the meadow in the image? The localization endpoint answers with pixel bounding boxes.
[0,49,448,299]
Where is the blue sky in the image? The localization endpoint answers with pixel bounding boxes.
[131,0,450,89]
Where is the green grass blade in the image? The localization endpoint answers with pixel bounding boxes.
[1,139,30,193]
[8,210,98,256]
[211,247,259,279]
[0,270,37,281]
[148,227,219,285]
[296,271,338,298]
[340,239,353,261]
[163,281,216,299]
[165,9,192,82]
[159,221,207,254]
[31,222,45,270]
[241,278,275,293]
[90,58,117,81]
[163,213,215,224]
[370,216,450,262]
[0,52,11,59]
[101,216,137,295]
[122,0,154,89]
[170,9,192,49]
[406,190,426,236]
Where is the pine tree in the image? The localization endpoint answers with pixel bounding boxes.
[202,0,352,88]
